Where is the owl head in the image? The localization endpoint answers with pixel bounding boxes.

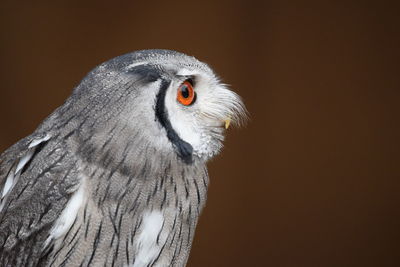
[56,50,246,166]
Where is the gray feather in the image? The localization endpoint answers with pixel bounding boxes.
[0,49,245,266]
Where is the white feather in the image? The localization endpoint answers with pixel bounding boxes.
[29,134,51,148]
[0,135,51,211]
[43,177,86,248]
[1,172,15,199]
[15,150,35,174]
[126,62,147,70]
[132,210,165,267]
[176,68,200,76]
[15,135,51,174]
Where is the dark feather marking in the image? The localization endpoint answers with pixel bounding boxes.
[156,219,165,245]
[99,178,113,206]
[202,174,208,190]
[146,192,152,206]
[27,216,35,228]
[176,237,184,259]
[67,223,82,247]
[158,215,177,262]
[169,221,178,246]
[160,174,165,189]
[114,199,122,218]
[185,184,189,199]
[76,115,91,133]
[44,145,59,158]
[37,202,54,223]
[127,189,140,213]
[38,242,54,266]
[50,239,67,266]
[155,79,193,164]
[109,231,117,250]
[128,192,141,213]
[117,213,124,236]
[188,205,192,222]
[126,64,162,83]
[84,214,92,239]
[83,204,88,223]
[175,221,187,263]
[139,159,149,179]
[1,233,11,248]
[177,219,183,240]
[20,140,48,175]
[113,232,121,267]
[7,182,31,211]
[60,216,78,245]
[160,188,167,209]
[24,154,68,201]
[108,208,120,238]
[125,169,138,188]
[130,220,141,245]
[99,122,122,151]
[63,129,76,140]
[193,179,201,206]
[90,168,99,179]
[86,220,103,266]
[59,232,80,267]
[55,114,76,130]
[103,236,115,267]
[170,233,180,264]
[181,170,190,199]
[117,183,131,202]
[31,152,67,186]
[125,236,130,265]
[172,214,178,229]
[152,180,159,197]
[15,221,23,239]
[101,153,117,179]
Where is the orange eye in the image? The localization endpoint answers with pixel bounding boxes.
[177,81,196,106]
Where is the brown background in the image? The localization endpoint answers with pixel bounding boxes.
[1,1,399,266]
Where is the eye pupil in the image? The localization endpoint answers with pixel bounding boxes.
[181,85,190,98]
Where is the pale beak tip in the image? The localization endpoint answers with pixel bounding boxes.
[224,118,231,130]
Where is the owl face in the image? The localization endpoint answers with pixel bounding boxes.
[163,66,245,161]
[74,50,246,165]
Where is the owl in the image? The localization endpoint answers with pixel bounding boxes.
[0,50,246,266]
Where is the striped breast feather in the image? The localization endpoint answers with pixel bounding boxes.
[0,132,81,266]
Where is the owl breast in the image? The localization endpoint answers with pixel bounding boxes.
[45,161,208,267]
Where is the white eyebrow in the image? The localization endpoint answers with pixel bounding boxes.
[126,62,147,70]
[176,68,200,76]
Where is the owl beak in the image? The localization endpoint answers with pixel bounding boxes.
[224,118,231,130]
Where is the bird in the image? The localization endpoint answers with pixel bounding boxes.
[0,49,246,266]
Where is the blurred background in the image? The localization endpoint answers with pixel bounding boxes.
[1,1,399,266]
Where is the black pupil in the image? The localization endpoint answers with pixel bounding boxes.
[181,85,190,98]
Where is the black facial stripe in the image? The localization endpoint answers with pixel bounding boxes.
[127,64,162,83]
[155,79,193,164]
